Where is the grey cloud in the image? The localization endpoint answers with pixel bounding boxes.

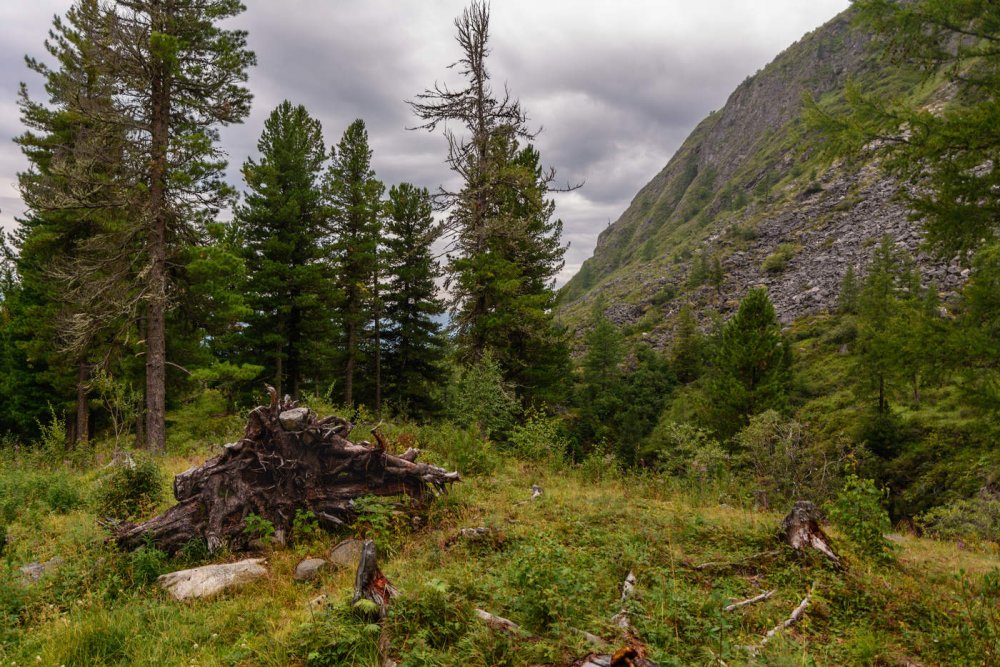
[1,0,851,286]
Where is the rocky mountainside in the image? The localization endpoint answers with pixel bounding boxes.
[558,8,959,342]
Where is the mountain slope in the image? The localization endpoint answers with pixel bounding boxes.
[559,9,959,338]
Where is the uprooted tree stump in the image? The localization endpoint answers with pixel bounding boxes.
[116,389,460,553]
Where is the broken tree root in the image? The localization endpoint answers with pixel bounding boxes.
[115,389,460,553]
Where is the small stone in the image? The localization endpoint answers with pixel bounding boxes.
[19,557,63,584]
[279,407,311,431]
[158,558,267,601]
[329,538,365,568]
[307,593,329,609]
[294,558,328,582]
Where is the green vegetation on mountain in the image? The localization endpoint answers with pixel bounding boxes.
[2,1,1000,665]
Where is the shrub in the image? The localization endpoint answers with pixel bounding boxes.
[508,537,595,632]
[640,420,725,480]
[735,411,850,505]
[352,495,405,556]
[417,422,500,476]
[293,509,320,543]
[448,351,520,439]
[508,411,568,462]
[128,542,169,587]
[761,243,799,273]
[826,475,894,562]
[242,513,276,541]
[917,494,1000,543]
[389,579,472,649]
[94,455,165,521]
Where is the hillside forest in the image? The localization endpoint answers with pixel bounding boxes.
[1,1,999,665]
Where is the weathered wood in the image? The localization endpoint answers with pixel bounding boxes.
[475,608,524,634]
[758,585,814,649]
[611,570,637,630]
[352,540,397,619]
[780,501,840,566]
[116,390,460,553]
[724,589,775,612]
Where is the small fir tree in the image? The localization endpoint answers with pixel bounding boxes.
[705,288,792,437]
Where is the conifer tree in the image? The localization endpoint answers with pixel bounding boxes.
[575,300,625,448]
[326,119,384,407]
[236,101,334,399]
[382,183,446,417]
[15,0,135,444]
[812,0,1000,256]
[670,304,704,384]
[19,0,256,450]
[409,1,570,404]
[705,288,792,437]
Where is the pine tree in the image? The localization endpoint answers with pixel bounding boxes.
[408,2,570,402]
[705,288,792,437]
[19,0,256,450]
[382,183,446,417]
[810,0,1000,257]
[575,300,625,450]
[236,101,335,399]
[15,0,136,445]
[670,304,704,384]
[326,119,384,407]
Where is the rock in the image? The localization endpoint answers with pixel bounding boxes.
[307,593,329,609]
[19,557,63,584]
[329,538,365,568]
[278,407,311,432]
[158,558,267,601]
[294,558,328,582]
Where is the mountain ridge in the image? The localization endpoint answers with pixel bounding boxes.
[557,8,959,340]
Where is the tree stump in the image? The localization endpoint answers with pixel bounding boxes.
[780,501,840,566]
[352,539,397,619]
[115,389,460,553]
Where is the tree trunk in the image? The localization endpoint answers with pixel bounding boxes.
[116,389,460,553]
[345,318,356,406]
[75,360,90,446]
[374,292,382,416]
[274,339,283,399]
[145,7,170,452]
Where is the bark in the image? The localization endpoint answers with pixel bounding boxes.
[144,8,170,453]
[115,389,460,553]
[353,540,397,619]
[780,501,841,566]
[75,360,90,445]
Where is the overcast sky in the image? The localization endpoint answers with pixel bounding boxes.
[0,0,850,284]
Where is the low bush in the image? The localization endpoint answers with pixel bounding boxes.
[827,475,895,562]
[761,243,800,274]
[93,455,165,521]
[917,494,1000,544]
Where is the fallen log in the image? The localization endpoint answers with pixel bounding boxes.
[116,389,460,553]
[751,584,814,652]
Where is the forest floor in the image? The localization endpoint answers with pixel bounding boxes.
[1,407,998,666]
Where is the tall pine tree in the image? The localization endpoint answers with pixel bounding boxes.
[236,101,335,399]
[409,1,570,403]
[382,183,446,417]
[705,288,792,437]
[326,119,384,407]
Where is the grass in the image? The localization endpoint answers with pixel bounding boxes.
[1,412,998,666]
